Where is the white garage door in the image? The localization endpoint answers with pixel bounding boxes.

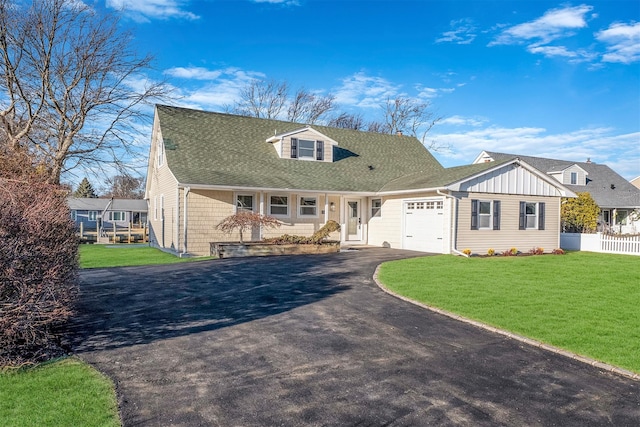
[403,199,445,253]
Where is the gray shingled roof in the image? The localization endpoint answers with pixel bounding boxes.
[68,198,147,212]
[485,152,640,208]
[157,105,446,193]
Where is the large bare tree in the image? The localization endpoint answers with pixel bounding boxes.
[0,0,167,184]
[229,78,335,124]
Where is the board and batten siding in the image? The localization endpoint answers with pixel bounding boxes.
[457,164,562,197]
[455,192,560,254]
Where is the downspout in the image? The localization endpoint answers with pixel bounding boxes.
[176,188,180,252]
[437,189,468,257]
[182,187,190,256]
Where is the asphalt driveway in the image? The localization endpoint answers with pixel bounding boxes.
[67,248,640,426]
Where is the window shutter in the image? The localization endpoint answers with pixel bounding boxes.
[519,201,525,230]
[291,138,298,158]
[316,140,324,161]
[471,199,478,230]
[538,202,545,230]
[493,200,500,230]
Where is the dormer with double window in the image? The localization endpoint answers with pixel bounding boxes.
[266,127,338,162]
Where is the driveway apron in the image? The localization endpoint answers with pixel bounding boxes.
[67,248,640,426]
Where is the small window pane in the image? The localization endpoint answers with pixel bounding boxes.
[237,195,254,212]
[371,199,382,217]
[479,201,491,215]
[270,196,288,216]
[299,197,317,216]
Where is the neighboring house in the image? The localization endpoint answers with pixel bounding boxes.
[474,151,640,234]
[145,105,575,256]
[631,176,640,190]
[68,197,148,231]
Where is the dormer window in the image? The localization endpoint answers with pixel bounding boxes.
[267,127,335,162]
[570,172,577,185]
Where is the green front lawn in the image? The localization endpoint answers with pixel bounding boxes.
[378,252,640,373]
[0,358,120,426]
[79,244,213,268]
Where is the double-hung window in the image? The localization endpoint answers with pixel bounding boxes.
[471,200,500,230]
[269,195,289,216]
[157,138,164,167]
[291,138,324,161]
[236,194,254,213]
[299,196,317,216]
[519,201,545,230]
[371,199,382,217]
[88,211,97,221]
[570,172,577,185]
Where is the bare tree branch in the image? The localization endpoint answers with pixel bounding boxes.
[0,0,170,183]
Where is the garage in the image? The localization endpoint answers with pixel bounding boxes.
[403,198,445,253]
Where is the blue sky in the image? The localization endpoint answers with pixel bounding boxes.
[104,0,639,180]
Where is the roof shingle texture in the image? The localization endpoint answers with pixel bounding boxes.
[157,105,447,193]
[485,152,640,208]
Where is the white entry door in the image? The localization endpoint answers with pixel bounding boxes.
[346,199,362,241]
[403,199,445,253]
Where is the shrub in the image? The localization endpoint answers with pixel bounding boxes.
[501,247,519,257]
[487,248,495,256]
[529,247,544,255]
[263,221,341,245]
[215,211,281,242]
[0,179,79,367]
[552,248,565,255]
[462,248,472,256]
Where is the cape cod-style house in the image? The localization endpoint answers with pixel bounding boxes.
[145,105,575,256]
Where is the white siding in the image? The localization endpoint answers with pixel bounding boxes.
[455,192,561,255]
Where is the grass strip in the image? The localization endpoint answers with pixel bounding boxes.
[80,244,213,268]
[0,358,120,427]
[378,252,640,373]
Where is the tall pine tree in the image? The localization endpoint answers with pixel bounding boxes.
[73,177,98,198]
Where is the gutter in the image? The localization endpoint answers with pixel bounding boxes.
[437,189,468,257]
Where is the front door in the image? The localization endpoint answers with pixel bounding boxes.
[346,199,361,241]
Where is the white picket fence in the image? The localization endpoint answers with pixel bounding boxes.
[561,232,640,256]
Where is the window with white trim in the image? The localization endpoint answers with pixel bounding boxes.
[236,194,254,213]
[298,139,315,159]
[371,199,382,217]
[154,196,158,220]
[108,211,125,221]
[570,172,577,185]
[519,201,545,230]
[269,195,289,216]
[299,196,317,216]
[71,210,77,221]
[471,199,500,230]
[157,138,164,167]
[88,211,97,221]
[290,138,324,161]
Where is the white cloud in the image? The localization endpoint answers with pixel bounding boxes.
[436,18,477,44]
[251,0,300,4]
[165,67,224,80]
[432,119,640,179]
[596,22,640,64]
[491,5,593,46]
[163,66,267,110]
[333,72,400,108]
[106,0,199,22]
